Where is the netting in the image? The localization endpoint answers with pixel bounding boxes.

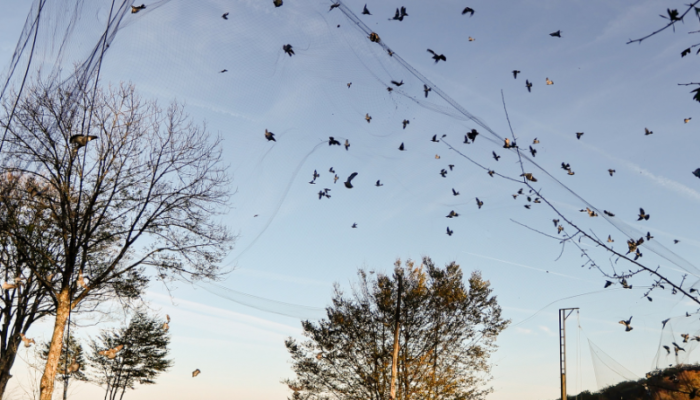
[3,0,700,342]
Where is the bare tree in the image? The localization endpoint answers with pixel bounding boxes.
[0,80,234,400]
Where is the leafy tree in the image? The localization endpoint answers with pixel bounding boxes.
[283,257,509,400]
[88,310,172,400]
[0,80,234,400]
[39,332,88,399]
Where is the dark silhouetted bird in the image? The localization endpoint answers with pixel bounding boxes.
[387,87,393,92]
[446,227,453,236]
[492,151,500,161]
[604,280,613,288]
[512,70,520,79]
[662,318,670,329]
[424,85,431,98]
[448,164,454,171]
[682,333,690,343]
[446,210,459,218]
[273,0,283,7]
[362,4,371,15]
[674,239,680,244]
[391,80,404,87]
[283,44,294,56]
[329,167,335,173]
[70,135,98,149]
[347,82,352,88]
[399,142,405,151]
[550,30,561,37]
[344,139,350,150]
[452,188,459,196]
[524,204,531,209]
[693,168,700,178]
[431,135,439,143]
[440,169,447,178]
[392,6,408,21]
[525,80,532,92]
[344,172,358,188]
[561,163,571,171]
[673,342,685,355]
[467,129,479,142]
[220,69,228,73]
[488,170,495,177]
[529,146,537,157]
[476,198,483,209]
[638,208,650,221]
[576,132,584,139]
[646,231,654,241]
[608,169,616,176]
[330,3,340,11]
[222,12,229,19]
[607,235,614,243]
[265,129,276,142]
[403,119,409,129]
[553,219,559,227]
[376,180,383,187]
[462,7,474,16]
[369,32,380,42]
[663,345,671,355]
[427,49,446,63]
[644,127,653,135]
[619,316,633,332]
[131,4,146,13]
[365,113,372,123]
[329,137,341,146]
[334,174,339,183]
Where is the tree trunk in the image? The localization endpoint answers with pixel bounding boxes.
[0,348,17,400]
[39,290,71,400]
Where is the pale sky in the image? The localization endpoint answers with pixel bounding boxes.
[3,1,700,399]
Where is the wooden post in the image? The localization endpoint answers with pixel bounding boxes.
[390,274,403,400]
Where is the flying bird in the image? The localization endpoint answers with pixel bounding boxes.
[376,180,383,187]
[663,345,671,355]
[604,280,613,288]
[344,172,358,188]
[607,235,614,243]
[521,173,537,182]
[283,44,294,56]
[550,30,561,37]
[392,6,408,21]
[347,82,351,88]
[644,127,653,135]
[619,316,633,332]
[525,80,532,92]
[402,119,410,129]
[608,169,615,176]
[365,113,372,123]
[192,369,201,377]
[265,129,276,142]
[351,223,357,228]
[467,129,479,142]
[273,0,283,7]
[344,139,350,150]
[162,314,170,331]
[512,70,520,79]
[462,7,474,16]
[553,219,559,227]
[452,188,460,196]
[446,227,453,236]
[69,135,98,149]
[492,151,500,161]
[476,198,483,209]
[362,4,371,15]
[685,117,692,123]
[399,142,405,151]
[222,12,229,19]
[20,333,35,348]
[440,169,447,177]
[329,137,341,146]
[329,3,340,11]
[533,138,540,144]
[637,208,650,221]
[334,174,339,184]
[673,342,685,355]
[468,36,475,41]
[448,164,454,170]
[431,135,440,143]
[662,318,670,329]
[435,154,441,159]
[682,48,691,57]
[391,80,404,87]
[131,4,146,13]
[674,239,680,244]
[427,49,446,63]
[646,231,654,240]
[693,168,700,178]
[424,85,431,98]
[576,132,584,139]
[546,78,553,85]
[561,162,571,171]
[446,210,459,218]
[488,170,495,177]
[99,344,124,359]
[529,146,537,157]
[220,69,228,73]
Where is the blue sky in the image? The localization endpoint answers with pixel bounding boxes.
[3,1,700,399]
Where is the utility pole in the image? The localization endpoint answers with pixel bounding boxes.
[559,308,578,400]
[390,274,403,400]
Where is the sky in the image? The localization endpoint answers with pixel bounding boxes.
[3,0,700,399]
